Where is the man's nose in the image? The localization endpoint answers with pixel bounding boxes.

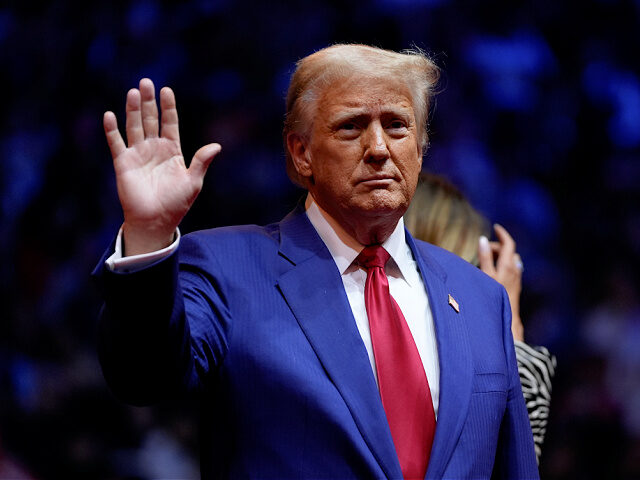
[363,122,390,162]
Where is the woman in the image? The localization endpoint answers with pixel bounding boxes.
[405,172,556,463]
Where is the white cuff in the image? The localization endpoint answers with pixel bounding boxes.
[105,226,181,273]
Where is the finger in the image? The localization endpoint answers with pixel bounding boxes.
[139,78,159,138]
[489,241,501,259]
[494,223,516,270]
[103,111,126,158]
[514,253,524,272]
[189,143,222,183]
[478,235,496,276]
[510,252,523,288]
[125,88,144,146]
[160,87,180,144]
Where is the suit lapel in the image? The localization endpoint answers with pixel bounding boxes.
[276,208,402,479]
[406,234,474,480]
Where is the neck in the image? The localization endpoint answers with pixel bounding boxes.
[305,194,401,246]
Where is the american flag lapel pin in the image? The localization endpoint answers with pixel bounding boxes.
[448,294,460,313]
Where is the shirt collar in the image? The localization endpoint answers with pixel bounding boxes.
[304,194,415,285]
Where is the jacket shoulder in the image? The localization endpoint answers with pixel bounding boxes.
[181,222,280,254]
[411,238,504,294]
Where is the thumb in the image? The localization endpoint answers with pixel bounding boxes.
[189,143,222,182]
[478,235,496,277]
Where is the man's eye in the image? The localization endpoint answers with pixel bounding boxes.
[340,123,357,130]
[388,120,406,129]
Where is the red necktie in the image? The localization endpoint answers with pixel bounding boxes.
[357,245,435,480]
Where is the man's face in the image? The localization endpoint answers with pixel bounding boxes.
[300,76,423,233]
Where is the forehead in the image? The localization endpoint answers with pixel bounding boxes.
[317,76,415,116]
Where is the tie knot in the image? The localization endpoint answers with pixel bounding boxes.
[357,245,390,270]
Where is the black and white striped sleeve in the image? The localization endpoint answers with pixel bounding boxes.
[514,340,556,464]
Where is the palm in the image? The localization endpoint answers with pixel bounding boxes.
[103,78,221,254]
[115,137,192,228]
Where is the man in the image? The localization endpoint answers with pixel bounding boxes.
[95,44,539,479]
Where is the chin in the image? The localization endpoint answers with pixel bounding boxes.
[354,192,409,217]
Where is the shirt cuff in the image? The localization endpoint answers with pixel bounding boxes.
[105,226,180,273]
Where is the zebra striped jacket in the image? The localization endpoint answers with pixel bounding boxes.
[515,340,556,464]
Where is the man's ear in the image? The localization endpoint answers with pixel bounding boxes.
[287,132,313,180]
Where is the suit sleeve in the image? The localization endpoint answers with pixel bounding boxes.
[491,287,540,480]
[93,234,231,406]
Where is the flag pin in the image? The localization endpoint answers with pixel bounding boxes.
[448,294,460,313]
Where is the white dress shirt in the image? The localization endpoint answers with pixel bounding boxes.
[106,196,440,414]
[305,197,439,415]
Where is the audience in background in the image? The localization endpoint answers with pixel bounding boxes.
[1,1,640,478]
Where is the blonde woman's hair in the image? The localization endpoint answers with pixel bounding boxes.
[283,44,440,187]
[404,173,489,266]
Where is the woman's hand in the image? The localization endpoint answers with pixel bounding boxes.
[478,224,525,341]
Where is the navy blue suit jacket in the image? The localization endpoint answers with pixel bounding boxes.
[95,206,539,479]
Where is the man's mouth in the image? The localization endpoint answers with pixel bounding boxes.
[358,175,396,187]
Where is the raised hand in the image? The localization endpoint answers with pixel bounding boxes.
[478,224,524,341]
[103,78,221,256]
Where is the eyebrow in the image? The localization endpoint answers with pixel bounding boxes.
[329,107,414,125]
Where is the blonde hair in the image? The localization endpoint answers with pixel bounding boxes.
[283,44,440,187]
[404,173,489,266]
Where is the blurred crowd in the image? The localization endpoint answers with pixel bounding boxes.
[1,0,639,478]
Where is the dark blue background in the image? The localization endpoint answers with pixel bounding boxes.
[1,1,639,478]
